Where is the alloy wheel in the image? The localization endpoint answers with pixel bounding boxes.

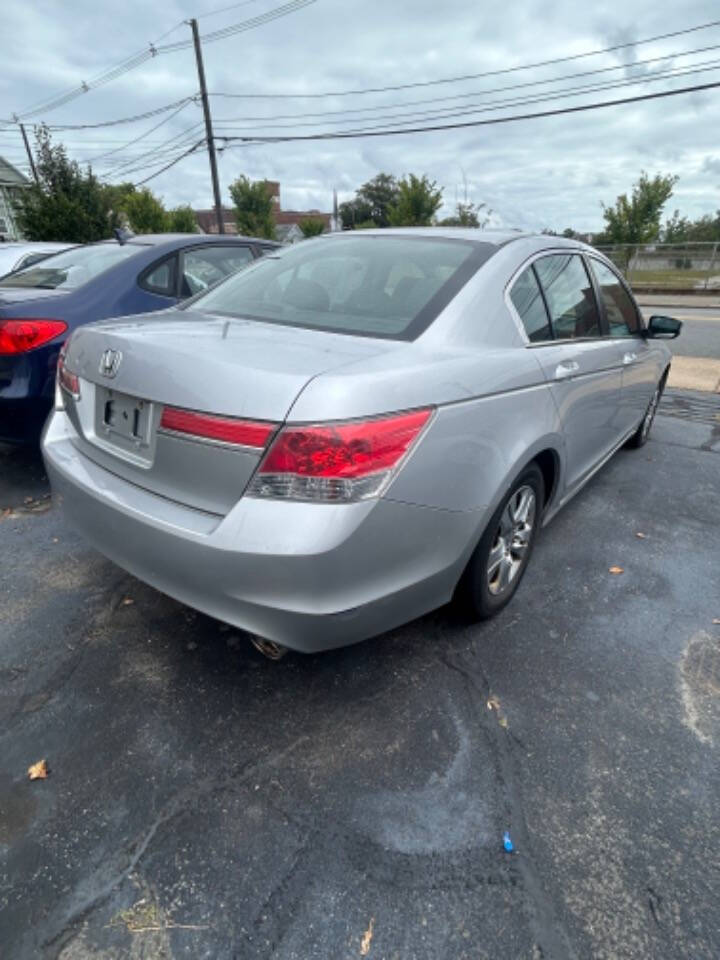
[486,485,536,596]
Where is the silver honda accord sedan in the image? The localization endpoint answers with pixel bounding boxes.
[42,228,681,657]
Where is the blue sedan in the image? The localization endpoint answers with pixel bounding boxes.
[0,233,278,443]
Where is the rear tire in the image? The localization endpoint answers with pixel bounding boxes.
[626,372,667,449]
[455,463,544,621]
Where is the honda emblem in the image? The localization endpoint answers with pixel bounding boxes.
[99,348,122,378]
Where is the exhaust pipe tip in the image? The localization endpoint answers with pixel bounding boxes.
[249,635,288,661]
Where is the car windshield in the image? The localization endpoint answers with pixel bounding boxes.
[0,242,144,290]
[190,234,493,340]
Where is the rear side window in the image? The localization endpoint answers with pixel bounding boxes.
[181,245,253,297]
[534,254,601,339]
[589,258,640,336]
[140,255,177,297]
[509,267,552,342]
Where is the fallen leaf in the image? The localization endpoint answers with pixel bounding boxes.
[120,597,134,606]
[635,532,647,539]
[28,759,49,780]
[609,566,624,575]
[487,695,500,712]
[498,716,508,728]
[360,917,375,956]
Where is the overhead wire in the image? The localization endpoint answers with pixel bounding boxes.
[211,41,720,124]
[212,57,720,135]
[11,0,317,121]
[217,78,720,144]
[207,18,720,99]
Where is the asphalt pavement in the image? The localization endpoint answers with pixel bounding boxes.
[1,391,719,960]
[637,303,720,359]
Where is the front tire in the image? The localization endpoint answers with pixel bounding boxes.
[626,372,667,449]
[455,463,544,620]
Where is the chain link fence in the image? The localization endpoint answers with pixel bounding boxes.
[594,241,720,292]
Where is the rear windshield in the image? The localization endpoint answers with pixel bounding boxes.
[190,234,494,340]
[0,242,143,290]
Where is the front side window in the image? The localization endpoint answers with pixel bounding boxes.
[534,254,601,339]
[509,266,552,342]
[189,235,495,340]
[589,258,640,336]
[181,245,253,297]
[0,242,143,290]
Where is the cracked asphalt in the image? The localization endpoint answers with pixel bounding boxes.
[1,389,719,960]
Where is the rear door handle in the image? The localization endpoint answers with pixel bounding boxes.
[623,352,638,365]
[554,360,580,380]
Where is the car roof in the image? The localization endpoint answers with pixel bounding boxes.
[315,227,589,249]
[124,233,281,247]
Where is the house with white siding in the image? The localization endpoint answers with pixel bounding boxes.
[0,156,29,240]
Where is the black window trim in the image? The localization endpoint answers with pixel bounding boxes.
[137,252,179,298]
[506,248,612,348]
[584,253,644,339]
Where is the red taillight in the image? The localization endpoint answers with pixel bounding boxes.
[0,319,67,355]
[160,406,275,448]
[57,347,79,398]
[249,408,433,502]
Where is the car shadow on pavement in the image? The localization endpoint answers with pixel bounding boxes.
[0,442,50,511]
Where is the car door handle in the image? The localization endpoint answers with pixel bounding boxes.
[554,360,580,380]
[622,352,638,365]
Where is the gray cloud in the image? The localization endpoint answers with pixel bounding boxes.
[2,0,720,230]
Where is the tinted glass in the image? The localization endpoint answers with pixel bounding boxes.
[141,255,177,296]
[534,255,601,339]
[181,245,253,296]
[0,243,142,290]
[510,267,552,342]
[191,235,492,340]
[590,258,640,336]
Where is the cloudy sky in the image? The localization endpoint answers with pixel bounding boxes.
[2,0,720,231]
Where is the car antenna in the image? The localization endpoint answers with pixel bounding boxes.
[113,227,134,246]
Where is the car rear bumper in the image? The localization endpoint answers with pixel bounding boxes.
[42,411,482,652]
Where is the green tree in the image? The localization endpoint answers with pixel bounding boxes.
[167,205,198,232]
[356,173,398,227]
[439,201,491,227]
[14,126,119,242]
[339,173,399,229]
[121,188,168,233]
[596,172,678,245]
[663,209,720,243]
[387,174,443,227]
[228,175,276,239]
[298,216,326,237]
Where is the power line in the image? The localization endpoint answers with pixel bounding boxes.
[211,41,720,124]
[74,101,196,164]
[212,58,720,134]
[218,78,720,143]
[12,0,317,121]
[209,18,720,100]
[131,138,206,186]
[46,97,195,131]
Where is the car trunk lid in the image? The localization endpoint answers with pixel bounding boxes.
[61,310,396,514]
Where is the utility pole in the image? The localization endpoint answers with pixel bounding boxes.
[19,123,38,184]
[189,18,224,234]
